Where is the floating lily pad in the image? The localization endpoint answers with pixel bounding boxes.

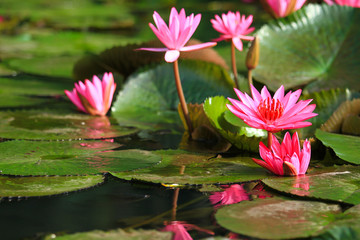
[0,175,103,197]
[203,96,267,152]
[111,149,269,185]
[0,140,161,176]
[0,110,137,140]
[111,62,234,131]
[315,129,360,164]
[215,198,341,239]
[44,228,171,240]
[253,4,360,92]
[5,56,79,78]
[262,165,360,205]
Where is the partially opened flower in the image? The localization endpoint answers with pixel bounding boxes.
[262,0,307,18]
[65,72,116,116]
[211,11,255,51]
[209,184,249,208]
[227,85,317,133]
[138,7,217,63]
[253,132,311,176]
[162,221,214,240]
[324,0,360,7]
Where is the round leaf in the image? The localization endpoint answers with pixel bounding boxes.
[0,140,161,176]
[0,175,104,197]
[215,198,341,239]
[253,4,360,92]
[262,165,360,205]
[0,110,137,140]
[111,149,269,185]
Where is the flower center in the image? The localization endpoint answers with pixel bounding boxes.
[257,98,284,122]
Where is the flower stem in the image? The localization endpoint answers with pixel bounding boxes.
[173,60,193,134]
[268,131,273,148]
[248,69,253,92]
[231,42,240,89]
[171,188,180,221]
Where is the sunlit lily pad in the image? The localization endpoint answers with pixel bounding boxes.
[111,149,269,185]
[203,96,267,152]
[111,62,234,131]
[44,228,171,240]
[0,110,137,140]
[253,4,360,92]
[215,198,341,239]
[262,165,360,205]
[0,175,103,198]
[0,140,161,176]
[315,129,360,164]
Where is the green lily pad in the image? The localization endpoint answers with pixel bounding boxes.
[262,165,360,205]
[215,198,341,239]
[44,228,171,240]
[111,61,234,131]
[0,175,103,197]
[0,140,161,176]
[315,129,360,164]
[253,4,360,92]
[203,96,267,152]
[4,56,79,78]
[111,149,269,185]
[0,110,137,140]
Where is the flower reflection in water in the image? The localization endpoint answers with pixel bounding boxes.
[209,184,250,208]
[291,175,311,196]
[162,221,214,240]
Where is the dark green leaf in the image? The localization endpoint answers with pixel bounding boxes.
[0,140,161,176]
[0,175,103,197]
[253,4,360,92]
[315,129,360,164]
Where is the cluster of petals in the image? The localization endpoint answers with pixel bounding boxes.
[211,11,255,51]
[209,184,249,207]
[227,85,317,133]
[162,221,214,240]
[253,132,311,176]
[264,0,306,18]
[138,7,217,63]
[65,72,116,116]
[324,0,360,7]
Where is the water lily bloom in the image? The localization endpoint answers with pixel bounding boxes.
[211,11,255,51]
[253,132,311,176]
[65,72,116,116]
[263,0,307,18]
[138,7,217,63]
[209,184,249,208]
[324,0,360,7]
[227,85,317,133]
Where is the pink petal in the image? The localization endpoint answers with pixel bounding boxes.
[180,42,217,51]
[64,89,87,113]
[136,47,168,52]
[232,37,243,51]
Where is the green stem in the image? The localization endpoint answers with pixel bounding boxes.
[173,60,193,134]
[248,69,253,91]
[231,42,240,89]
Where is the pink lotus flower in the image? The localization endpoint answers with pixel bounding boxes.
[252,132,311,175]
[138,7,217,63]
[263,0,307,18]
[324,0,360,7]
[227,85,317,133]
[65,72,116,116]
[209,184,249,207]
[162,221,214,240]
[211,11,255,51]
